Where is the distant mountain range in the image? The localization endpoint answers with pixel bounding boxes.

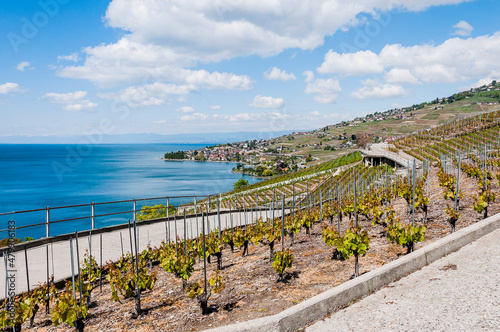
[0,131,295,145]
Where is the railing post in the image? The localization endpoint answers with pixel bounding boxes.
[133,199,137,221]
[166,197,170,245]
[217,195,221,239]
[243,193,247,227]
[91,202,95,230]
[319,185,323,218]
[45,207,50,238]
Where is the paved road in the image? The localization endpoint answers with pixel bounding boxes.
[307,228,500,331]
[0,207,286,299]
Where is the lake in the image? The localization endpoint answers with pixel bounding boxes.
[0,144,259,239]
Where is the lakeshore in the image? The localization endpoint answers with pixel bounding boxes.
[230,169,270,179]
[160,157,238,164]
[161,157,271,179]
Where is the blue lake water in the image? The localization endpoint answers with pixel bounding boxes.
[0,144,259,239]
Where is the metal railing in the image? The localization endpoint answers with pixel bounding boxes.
[0,194,211,240]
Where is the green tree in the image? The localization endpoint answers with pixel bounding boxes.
[263,169,273,176]
[233,178,249,190]
[255,165,266,176]
[164,151,185,160]
[195,152,206,161]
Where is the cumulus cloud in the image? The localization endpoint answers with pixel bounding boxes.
[177,106,194,113]
[57,39,253,89]
[453,20,473,37]
[318,32,500,86]
[56,0,470,87]
[214,111,288,122]
[250,95,284,109]
[43,91,98,111]
[351,79,406,100]
[99,82,195,107]
[305,78,342,103]
[183,69,253,90]
[57,53,80,62]
[378,34,500,83]
[209,105,221,110]
[16,61,33,72]
[0,83,23,95]
[214,113,260,122]
[264,67,296,81]
[384,68,420,84]
[317,50,384,76]
[462,77,499,90]
[303,71,315,83]
[179,112,208,121]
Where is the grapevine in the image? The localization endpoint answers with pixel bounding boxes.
[272,249,294,281]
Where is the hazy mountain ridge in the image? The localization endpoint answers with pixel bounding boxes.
[0,131,295,145]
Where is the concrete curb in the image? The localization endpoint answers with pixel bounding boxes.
[205,214,500,332]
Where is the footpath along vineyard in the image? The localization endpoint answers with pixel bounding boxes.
[2,119,500,331]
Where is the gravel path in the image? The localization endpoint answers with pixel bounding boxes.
[307,228,500,332]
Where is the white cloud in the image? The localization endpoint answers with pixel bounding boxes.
[177,106,194,113]
[57,38,253,89]
[214,113,260,122]
[384,68,420,84]
[305,78,342,103]
[462,77,498,90]
[303,71,315,83]
[314,95,339,104]
[264,67,296,81]
[309,111,321,117]
[378,34,500,83]
[99,82,195,107]
[209,105,221,110]
[214,111,288,122]
[0,83,22,95]
[268,111,288,120]
[183,69,253,90]
[16,61,33,72]
[317,32,500,86]
[317,50,384,76]
[43,91,98,111]
[179,112,208,121]
[250,95,284,109]
[351,79,407,100]
[453,20,473,37]
[57,0,470,87]
[57,53,80,62]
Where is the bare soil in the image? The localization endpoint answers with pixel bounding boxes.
[24,165,499,332]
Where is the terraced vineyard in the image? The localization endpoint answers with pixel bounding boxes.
[4,110,500,331]
[177,151,363,214]
[394,110,500,163]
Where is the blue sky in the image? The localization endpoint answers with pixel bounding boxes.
[1,0,500,138]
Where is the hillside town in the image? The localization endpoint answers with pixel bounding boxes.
[165,81,500,177]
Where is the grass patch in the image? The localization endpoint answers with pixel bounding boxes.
[422,113,440,120]
[450,104,482,113]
